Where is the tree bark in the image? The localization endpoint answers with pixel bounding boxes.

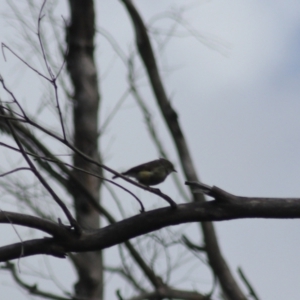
[66,0,103,299]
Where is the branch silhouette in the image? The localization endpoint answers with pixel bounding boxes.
[1,187,300,262]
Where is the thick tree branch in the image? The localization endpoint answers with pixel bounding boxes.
[1,190,300,261]
[0,211,72,239]
[127,287,207,300]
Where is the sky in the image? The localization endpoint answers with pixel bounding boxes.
[1,0,300,299]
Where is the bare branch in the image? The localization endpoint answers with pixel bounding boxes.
[36,0,66,139]
[238,267,261,300]
[1,192,300,261]
[0,211,72,239]
[0,167,32,177]
[126,287,207,300]
[2,261,73,300]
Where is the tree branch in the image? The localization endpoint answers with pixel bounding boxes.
[0,211,73,239]
[127,286,207,300]
[1,189,300,261]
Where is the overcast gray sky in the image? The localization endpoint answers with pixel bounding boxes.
[1,1,300,299]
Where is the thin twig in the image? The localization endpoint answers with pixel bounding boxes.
[2,262,72,300]
[238,267,260,300]
[0,167,32,178]
[37,0,66,139]
[1,43,50,81]
[36,156,145,213]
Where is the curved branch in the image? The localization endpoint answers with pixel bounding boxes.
[1,190,300,261]
[0,238,67,262]
[0,211,73,239]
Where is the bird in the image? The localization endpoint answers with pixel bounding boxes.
[112,158,176,186]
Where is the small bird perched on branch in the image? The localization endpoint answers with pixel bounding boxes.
[112,158,176,186]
